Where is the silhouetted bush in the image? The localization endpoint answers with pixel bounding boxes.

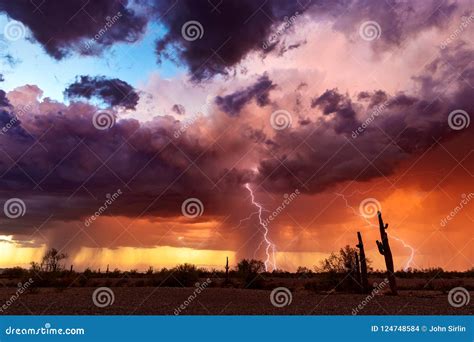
[168,263,199,287]
[236,259,266,289]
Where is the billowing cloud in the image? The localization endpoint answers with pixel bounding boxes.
[0,0,147,59]
[64,75,140,110]
[153,0,307,80]
[0,1,472,270]
[215,74,276,116]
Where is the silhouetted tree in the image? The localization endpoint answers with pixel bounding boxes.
[40,248,67,272]
[317,246,372,273]
[236,259,265,288]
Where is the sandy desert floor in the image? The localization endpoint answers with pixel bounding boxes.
[0,287,472,315]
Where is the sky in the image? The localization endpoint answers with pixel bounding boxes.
[0,0,472,272]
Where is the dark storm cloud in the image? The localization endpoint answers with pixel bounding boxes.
[1,44,471,232]
[64,75,140,110]
[215,74,276,116]
[256,43,474,193]
[358,90,388,108]
[152,0,307,80]
[314,0,458,47]
[0,0,147,59]
[0,89,9,107]
[151,0,460,81]
[0,0,460,79]
[171,104,185,115]
[0,96,253,238]
[312,89,359,134]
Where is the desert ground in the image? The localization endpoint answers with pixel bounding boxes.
[0,277,472,315]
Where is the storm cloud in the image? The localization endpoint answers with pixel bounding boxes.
[215,74,276,116]
[0,0,147,59]
[64,75,140,110]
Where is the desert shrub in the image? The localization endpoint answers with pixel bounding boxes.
[40,248,68,272]
[305,273,344,292]
[167,264,199,287]
[316,246,373,273]
[2,267,28,278]
[236,259,266,289]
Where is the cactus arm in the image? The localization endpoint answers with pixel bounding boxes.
[376,240,385,255]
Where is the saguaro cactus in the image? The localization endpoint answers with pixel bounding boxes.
[376,211,397,295]
[225,256,229,283]
[356,232,369,293]
[354,251,361,290]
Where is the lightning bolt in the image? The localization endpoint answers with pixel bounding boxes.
[334,192,415,271]
[245,183,277,271]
